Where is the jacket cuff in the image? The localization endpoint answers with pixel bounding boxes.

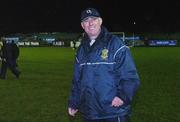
[116,92,130,105]
[68,100,78,109]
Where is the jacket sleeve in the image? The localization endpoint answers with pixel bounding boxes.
[114,46,140,105]
[12,44,20,59]
[68,56,81,109]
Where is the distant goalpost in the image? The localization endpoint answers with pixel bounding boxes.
[111,32,125,42]
[111,32,136,47]
[111,32,126,42]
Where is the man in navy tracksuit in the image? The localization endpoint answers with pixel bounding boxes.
[68,8,140,122]
[0,40,20,79]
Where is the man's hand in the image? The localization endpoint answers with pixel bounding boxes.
[111,96,124,107]
[68,108,78,117]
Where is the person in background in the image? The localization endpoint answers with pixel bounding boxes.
[0,40,20,79]
[11,40,20,67]
[68,8,140,122]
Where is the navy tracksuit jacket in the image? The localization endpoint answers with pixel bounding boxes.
[69,27,140,120]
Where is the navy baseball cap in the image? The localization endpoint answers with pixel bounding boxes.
[81,8,101,22]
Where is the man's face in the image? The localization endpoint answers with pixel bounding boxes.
[81,17,102,39]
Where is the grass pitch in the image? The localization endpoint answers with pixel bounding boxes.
[0,47,179,122]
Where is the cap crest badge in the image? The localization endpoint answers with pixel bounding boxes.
[86,10,92,14]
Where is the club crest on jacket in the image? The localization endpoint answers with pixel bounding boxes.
[101,49,108,60]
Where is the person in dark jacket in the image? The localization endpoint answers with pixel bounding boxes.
[0,40,20,79]
[68,8,140,122]
[11,40,20,67]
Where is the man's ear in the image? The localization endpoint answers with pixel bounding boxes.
[99,18,103,25]
[81,23,84,29]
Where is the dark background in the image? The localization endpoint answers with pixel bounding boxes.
[0,0,180,35]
